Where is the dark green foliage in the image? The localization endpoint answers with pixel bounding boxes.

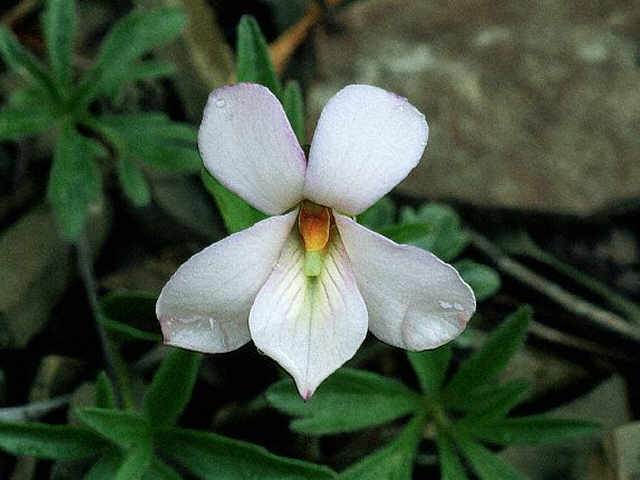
[236,15,282,97]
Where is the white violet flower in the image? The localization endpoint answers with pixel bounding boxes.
[156,83,476,399]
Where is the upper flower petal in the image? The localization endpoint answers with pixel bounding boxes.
[335,213,475,350]
[156,210,298,353]
[199,83,306,215]
[249,231,368,399]
[304,85,428,214]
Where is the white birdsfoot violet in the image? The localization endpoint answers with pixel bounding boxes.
[156,83,476,399]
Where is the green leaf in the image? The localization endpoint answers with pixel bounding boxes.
[456,379,530,420]
[462,416,600,445]
[0,421,107,459]
[358,197,396,231]
[117,155,151,207]
[76,408,150,448]
[0,26,58,100]
[399,203,469,261]
[47,123,103,240]
[266,368,422,435]
[443,306,532,403]
[436,433,469,480]
[97,60,175,96]
[100,290,160,342]
[455,434,526,480]
[43,0,76,89]
[87,114,200,172]
[0,106,57,139]
[339,413,426,480]
[114,442,153,480]
[407,344,452,395]
[144,457,182,480]
[236,15,281,96]
[201,168,267,233]
[379,223,435,245]
[95,372,117,409]
[143,348,201,426]
[83,450,122,480]
[156,426,336,479]
[455,260,501,302]
[75,7,185,104]
[282,80,305,143]
[8,84,52,108]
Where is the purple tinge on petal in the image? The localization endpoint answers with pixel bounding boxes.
[199,83,306,215]
[155,210,298,353]
[335,213,475,350]
[248,230,368,398]
[304,84,428,214]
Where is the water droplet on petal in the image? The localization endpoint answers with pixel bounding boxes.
[454,302,464,311]
[216,98,226,108]
[438,300,452,310]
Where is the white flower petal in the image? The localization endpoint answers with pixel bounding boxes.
[156,210,298,353]
[249,232,368,399]
[335,213,475,350]
[199,83,306,215]
[304,85,428,214]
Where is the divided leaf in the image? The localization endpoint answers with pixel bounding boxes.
[456,379,530,421]
[455,434,526,480]
[282,80,305,143]
[43,0,76,89]
[407,344,452,395]
[0,421,107,460]
[266,368,422,435]
[201,168,267,233]
[117,155,151,207]
[236,15,281,96]
[76,408,150,448]
[114,442,153,480]
[443,306,532,402]
[358,198,396,231]
[436,432,469,480]
[0,106,56,140]
[95,372,117,409]
[143,348,202,426]
[455,260,501,302]
[156,426,336,479]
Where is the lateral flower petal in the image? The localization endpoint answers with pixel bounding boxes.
[335,213,475,350]
[199,83,306,215]
[304,85,428,214]
[156,210,298,353]
[249,231,368,399]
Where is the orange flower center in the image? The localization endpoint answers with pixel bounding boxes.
[298,201,331,252]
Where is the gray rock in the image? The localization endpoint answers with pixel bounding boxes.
[308,0,640,214]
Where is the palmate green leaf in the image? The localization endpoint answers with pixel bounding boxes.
[456,379,530,420]
[339,413,426,480]
[407,344,452,395]
[358,197,396,231]
[0,26,58,100]
[76,408,150,448]
[282,80,305,143]
[8,84,52,108]
[100,290,161,342]
[143,348,201,426]
[95,372,117,409]
[114,442,153,480]
[462,415,600,445]
[144,458,182,480]
[117,155,151,207]
[88,113,200,173]
[436,432,469,480]
[97,60,175,97]
[0,421,107,460]
[236,15,282,96]
[0,106,57,140]
[443,306,532,403]
[47,123,104,240]
[266,368,422,435]
[455,434,526,480]
[455,260,501,302]
[83,450,121,480]
[201,168,267,233]
[43,0,76,90]
[156,426,336,479]
[399,203,469,261]
[75,7,185,104]
[379,223,434,245]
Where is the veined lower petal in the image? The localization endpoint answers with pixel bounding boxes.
[304,85,428,215]
[335,213,475,350]
[199,83,306,215]
[156,210,298,353]
[249,231,368,399]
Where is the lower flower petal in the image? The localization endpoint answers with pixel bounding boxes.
[249,231,368,399]
[156,210,298,353]
[335,213,476,350]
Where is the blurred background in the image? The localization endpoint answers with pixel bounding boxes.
[1,0,639,478]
